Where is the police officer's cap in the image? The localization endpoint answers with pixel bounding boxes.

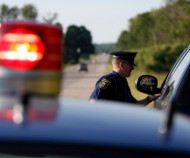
[110,51,137,66]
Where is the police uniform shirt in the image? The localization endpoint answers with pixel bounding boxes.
[89,71,137,103]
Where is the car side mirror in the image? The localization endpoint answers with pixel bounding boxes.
[135,75,160,95]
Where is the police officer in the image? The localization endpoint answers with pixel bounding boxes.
[89,51,160,105]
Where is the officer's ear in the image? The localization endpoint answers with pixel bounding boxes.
[119,61,125,69]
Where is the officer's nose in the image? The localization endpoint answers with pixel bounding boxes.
[130,63,134,70]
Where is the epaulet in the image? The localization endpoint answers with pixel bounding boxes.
[98,73,115,89]
[99,79,110,89]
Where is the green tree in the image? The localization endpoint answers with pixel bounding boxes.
[115,12,154,51]
[113,0,190,71]
[151,0,190,45]
[8,6,19,20]
[21,4,37,20]
[65,25,81,63]
[115,30,133,50]
[78,26,94,57]
[115,0,190,51]
[0,4,19,21]
[0,4,9,21]
[129,12,154,48]
[65,25,94,63]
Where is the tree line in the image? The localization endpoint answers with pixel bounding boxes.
[114,0,190,72]
[2,1,190,71]
[0,4,39,21]
[0,3,95,64]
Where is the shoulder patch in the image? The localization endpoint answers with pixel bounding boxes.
[99,79,110,89]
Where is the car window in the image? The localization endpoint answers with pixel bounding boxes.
[161,47,189,87]
[175,67,190,115]
[156,47,190,109]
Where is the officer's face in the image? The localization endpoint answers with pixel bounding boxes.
[122,61,134,77]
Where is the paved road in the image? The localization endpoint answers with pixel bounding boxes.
[60,54,109,100]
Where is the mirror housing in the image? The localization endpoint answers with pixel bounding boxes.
[135,75,160,95]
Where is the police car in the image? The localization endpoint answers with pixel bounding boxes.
[0,21,190,157]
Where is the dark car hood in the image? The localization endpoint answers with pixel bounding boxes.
[0,96,190,154]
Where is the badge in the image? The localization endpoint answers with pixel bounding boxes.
[99,79,110,89]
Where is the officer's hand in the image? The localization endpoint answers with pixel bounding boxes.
[147,93,161,102]
[89,99,95,103]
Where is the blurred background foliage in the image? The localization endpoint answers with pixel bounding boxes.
[64,25,94,64]
[1,0,190,72]
[114,0,190,72]
[0,3,95,64]
[133,43,187,72]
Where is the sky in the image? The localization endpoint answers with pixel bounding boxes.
[0,0,166,44]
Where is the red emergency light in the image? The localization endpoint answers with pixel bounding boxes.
[0,21,63,71]
[0,21,63,96]
[0,28,44,71]
[0,107,57,122]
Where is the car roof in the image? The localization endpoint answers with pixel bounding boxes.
[0,97,190,155]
